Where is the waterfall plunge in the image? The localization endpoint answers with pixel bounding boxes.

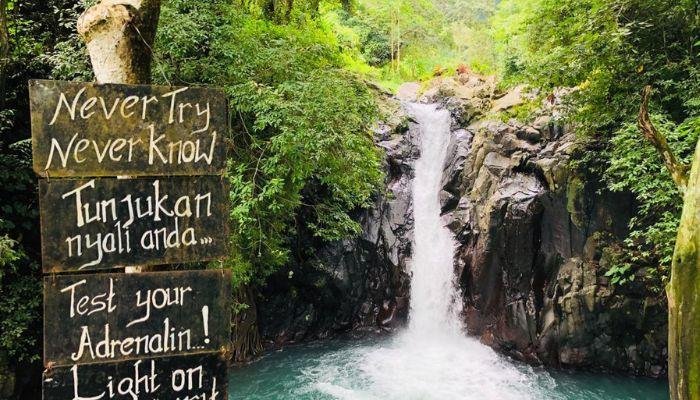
[304,103,549,400]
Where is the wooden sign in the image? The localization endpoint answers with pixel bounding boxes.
[39,176,230,273]
[42,353,227,399]
[29,80,228,177]
[44,270,232,367]
[32,79,234,400]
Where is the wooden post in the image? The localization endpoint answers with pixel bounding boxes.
[78,0,161,272]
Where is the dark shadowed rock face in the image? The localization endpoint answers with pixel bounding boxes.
[257,107,416,346]
[434,78,667,377]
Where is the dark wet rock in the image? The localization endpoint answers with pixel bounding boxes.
[257,104,416,346]
[517,126,542,144]
[437,81,667,377]
[441,128,472,213]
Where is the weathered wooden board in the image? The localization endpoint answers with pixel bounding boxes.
[29,79,228,177]
[42,353,228,400]
[44,269,231,367]
[39,176,230,273]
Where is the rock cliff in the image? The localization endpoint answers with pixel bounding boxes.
[256,104,416,344]
[428,75,667,377]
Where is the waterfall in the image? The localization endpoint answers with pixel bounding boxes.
[301,103,550,400]
[406,102,463,337]
[232,103,666,400]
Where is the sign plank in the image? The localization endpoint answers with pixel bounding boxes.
[42,353,228,400]
[29,79,228,177]
[39,176,230,273]
[44,270,232,367]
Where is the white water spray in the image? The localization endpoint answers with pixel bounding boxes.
[303,103,550,400]
[406,102,464,337]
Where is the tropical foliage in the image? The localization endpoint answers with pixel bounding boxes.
[154,0,383,287]
[0,0,84,369]
[2,0,386,366]
[491,0,700,289]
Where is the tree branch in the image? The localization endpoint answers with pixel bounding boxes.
[638,85,689,191]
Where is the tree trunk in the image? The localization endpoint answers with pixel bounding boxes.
[231,285,263,363]
[340,0,354,13]
[76,0,263,370]
[77,0,161,84]
[638,86,698,399]
[638,86,689,192]
[668,138,700,400]
[395,15,400,74]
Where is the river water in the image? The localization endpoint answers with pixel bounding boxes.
[228,104,669,400]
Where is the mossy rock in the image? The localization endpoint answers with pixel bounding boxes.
[566,176,585,227]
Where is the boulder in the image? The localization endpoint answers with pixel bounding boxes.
[491,85,526,112]
[396,82,421,102]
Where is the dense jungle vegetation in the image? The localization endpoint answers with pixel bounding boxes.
[0,0,698,379]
